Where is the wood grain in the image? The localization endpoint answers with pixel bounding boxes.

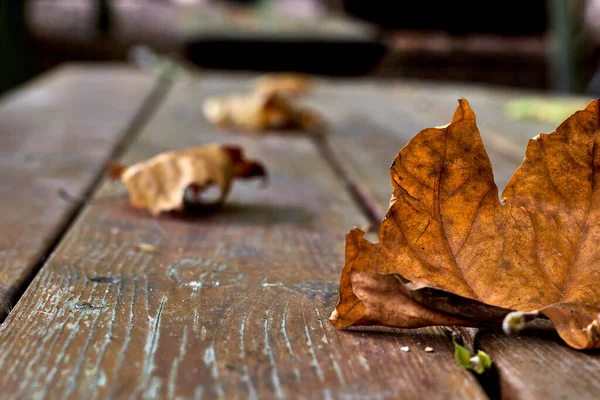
[0,75,486,399]
[0,64,158,320]
[311,77,600,399]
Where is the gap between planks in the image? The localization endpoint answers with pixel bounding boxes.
[312,133,384,226]
[0,75,173,325]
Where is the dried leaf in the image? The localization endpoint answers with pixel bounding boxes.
[203,91,320,133]
[254,73,311,97]
[109,144,266,215]
[332,99,600,350]
[203,83,321,133]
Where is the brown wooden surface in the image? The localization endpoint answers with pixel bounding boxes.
[311,78,600,399]
[0,65,159,320]
[0,75,487,399]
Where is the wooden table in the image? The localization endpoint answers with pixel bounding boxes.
[0,64,599,399]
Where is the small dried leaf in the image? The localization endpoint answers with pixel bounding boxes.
[332,99,600,350]
[109,144,266,215]
[203,91,320,133]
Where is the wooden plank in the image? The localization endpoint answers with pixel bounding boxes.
[477,322,600,399]
[0,64,159,319]
[313,78,600,398]
[0,76,487,399]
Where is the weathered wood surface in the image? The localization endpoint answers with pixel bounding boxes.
[0,75,486,399]
[311,78,600,399]
[0,65,159,320]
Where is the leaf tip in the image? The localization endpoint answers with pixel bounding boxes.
[329,306,359,329]
[584,98,600,116]
[329,308,341,325]
[347,227,366,241]
[106,162,127,180]
[236,160,268,180]
[222,145,268,181]
[452,98,475,124]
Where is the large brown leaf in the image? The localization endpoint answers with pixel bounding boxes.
[331,99,600,349]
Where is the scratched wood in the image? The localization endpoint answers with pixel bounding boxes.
[312,78,600,399]
[0,75,487,399]
[0,64,158,320]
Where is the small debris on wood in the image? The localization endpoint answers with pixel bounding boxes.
[425,347,434,353]
[400,346,410,352]
[136,243,158,253]
[261,282,283,287]
[74,302,105,311]
[87,276,119,284]
[35,310,55,317]
[57,188,85,203]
